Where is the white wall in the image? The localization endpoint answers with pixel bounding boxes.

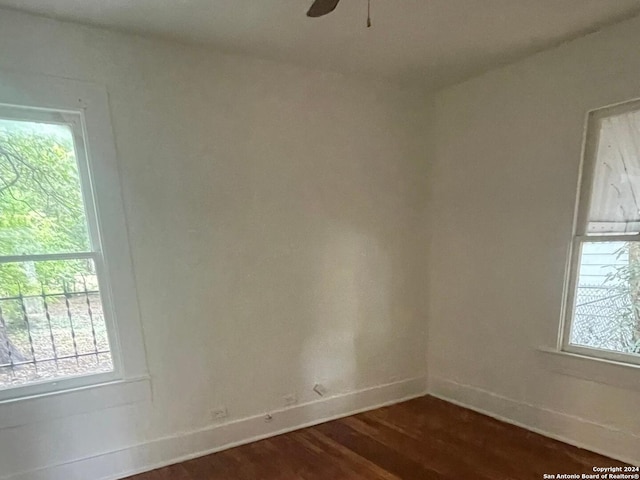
[0,9,431,479]
[6,3,639,477]
[429,14,640,465]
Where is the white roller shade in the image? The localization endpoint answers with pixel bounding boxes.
[587,109,640,234]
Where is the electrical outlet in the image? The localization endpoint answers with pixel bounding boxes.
[211,406,228,421]
[283,394,297,407]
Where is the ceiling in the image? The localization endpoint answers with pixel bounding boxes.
[2,0,640,87]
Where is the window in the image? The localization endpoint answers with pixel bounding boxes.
[0,71,148,405]
[0,107,116,392]
[564,99,640,364]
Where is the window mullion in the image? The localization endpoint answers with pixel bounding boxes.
[0,251,98,265]
[575,234,640,243]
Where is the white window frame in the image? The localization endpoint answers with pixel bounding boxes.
[0,70,149,407]
[562,98,640,366]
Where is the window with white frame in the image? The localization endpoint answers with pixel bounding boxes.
[0,106,116,390]
[0,72,147,404]
[564,99,640,364]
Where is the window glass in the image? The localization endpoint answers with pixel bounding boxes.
[0,118,91,256]
[571,241,640,355]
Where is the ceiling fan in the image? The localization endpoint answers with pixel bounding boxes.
[307,0,372,27]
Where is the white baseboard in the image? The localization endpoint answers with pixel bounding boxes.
[6,376,427,480]
[428,376,640,466]
[11,374,635,479]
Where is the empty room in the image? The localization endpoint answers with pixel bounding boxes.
[0,1,638,479]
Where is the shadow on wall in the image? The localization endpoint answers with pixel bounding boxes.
[302,229,393,395]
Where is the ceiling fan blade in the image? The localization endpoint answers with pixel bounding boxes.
[307,0,341,18]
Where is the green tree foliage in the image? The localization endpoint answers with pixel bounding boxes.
[0,120,91,297]
[605,243,640,353]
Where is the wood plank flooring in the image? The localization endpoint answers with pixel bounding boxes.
[126,396,628,480]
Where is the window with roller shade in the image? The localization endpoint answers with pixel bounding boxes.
[564,100,640,363]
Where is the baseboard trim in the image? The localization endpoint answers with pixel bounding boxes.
[428,376,640,466]
[5,376,427,480]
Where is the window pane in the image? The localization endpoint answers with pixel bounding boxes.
[587,108,640,234]
[570,241,640,355]
[0,259,113,389]
[0,118,91,255]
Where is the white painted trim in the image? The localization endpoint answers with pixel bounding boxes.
[563,343,640,367]
[0,252,96,264]
[1,376,426,480]
[0,370,121,404]
[428,376,640,467]
[0,376,151,430]
[537,347,640,389]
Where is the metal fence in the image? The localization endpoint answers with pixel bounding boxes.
[0,280,112,388]
[571,285,638,353]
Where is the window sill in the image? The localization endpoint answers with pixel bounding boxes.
[0,376,151,429]
[537,347,640,391]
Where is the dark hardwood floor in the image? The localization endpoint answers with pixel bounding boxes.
[127,396,627,479]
